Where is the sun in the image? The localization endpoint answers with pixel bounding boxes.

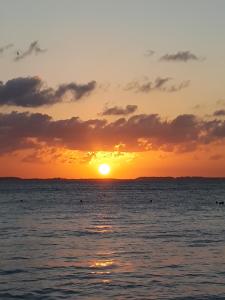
[98,163,111,175]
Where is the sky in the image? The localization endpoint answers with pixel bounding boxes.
[1,0,225,178]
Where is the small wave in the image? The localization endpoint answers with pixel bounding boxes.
[172,296,225,300]
[0,269,27,275]
[10,256,29,260]
[0,292,41,299]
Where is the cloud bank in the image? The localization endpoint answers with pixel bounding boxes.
[0,77,97,107]
[1,111,225,155]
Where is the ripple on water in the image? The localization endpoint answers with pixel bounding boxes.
[1,179,225,299]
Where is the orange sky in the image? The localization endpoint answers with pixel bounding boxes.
[1,1,225,178]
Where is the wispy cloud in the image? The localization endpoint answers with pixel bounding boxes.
[160,51,202,62]
[209,154,224,160]
[101,105,138,116]
[125,77,189,93]
[216,99,225,106]
[14,41,46,61]
[144,49,155,57]
[0,43,14,54]
[125,77,170,93]
[0,77,97,107]
[166,80,190,92]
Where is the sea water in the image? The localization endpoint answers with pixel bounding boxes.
[0,179,225,300]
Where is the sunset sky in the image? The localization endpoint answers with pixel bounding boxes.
[1,0,225,178]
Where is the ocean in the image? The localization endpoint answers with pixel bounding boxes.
[0,178,225,300]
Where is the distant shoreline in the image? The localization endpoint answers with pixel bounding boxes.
[0,176,225,181]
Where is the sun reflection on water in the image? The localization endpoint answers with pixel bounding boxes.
[102,279,111,284]
[90,259,115,284]
[90,259,115,269]
[95,225,113,233]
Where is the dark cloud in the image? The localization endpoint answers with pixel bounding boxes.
[0,43,13,54]
[1,111,225,155]
[55,81,97,100]
[213,110,225,117]
[14,41,46,61]
[0,77,97,107]
[125,77,189,93]
[160,51,201,62]
[102,105,138,116]
[0,77,55,107]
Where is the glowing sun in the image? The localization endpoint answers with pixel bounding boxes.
[98,163,111,175]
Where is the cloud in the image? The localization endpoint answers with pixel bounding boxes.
[0,77,97,107]
[125,77,170,93]
[216,99,225,106]
[160,51,202,62]
[0,77,56,107]
[21,147,136,165]
[14,41,46,61]
[55,81,97,100]
[144,50,155,57]
[1,111,225,155]
[213,110,225,117]
[166,80,190,92]
[125,77,189,93]
[192,104,203,110]
[209,154,224,160]
[0,43,14,54]
[101,105,138,116]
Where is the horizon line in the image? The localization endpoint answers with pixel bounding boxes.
[1,176,225,181]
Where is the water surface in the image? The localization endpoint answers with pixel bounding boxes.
[0,179,225,299]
